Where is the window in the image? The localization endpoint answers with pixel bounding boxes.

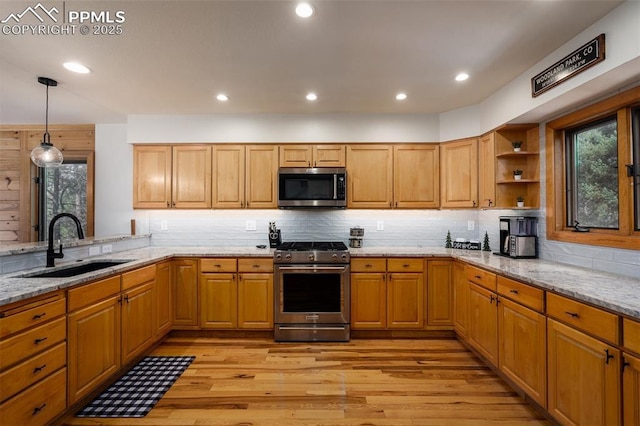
[546,85,640,250]
[565,116,618,230]
[633,106,640,231]
[34,151,95,242]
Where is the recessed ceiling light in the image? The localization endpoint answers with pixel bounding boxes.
[306,92,317,101]
[395,93,407,101]
[216,94,229,102]
[455,73,469,82]
[295,3,314,18]
[63,62,91,74]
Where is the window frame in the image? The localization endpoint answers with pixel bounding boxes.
[546,85,640,250]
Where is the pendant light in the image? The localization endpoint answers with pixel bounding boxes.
[30,77,63,168]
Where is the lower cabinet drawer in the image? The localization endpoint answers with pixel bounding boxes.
[238,258,273,273]
[0,367,67,426]
[351,258,386,272]
[0,317,66,370]
[546,293,619,344]
[0,342,66,403]
[387,258,424,272]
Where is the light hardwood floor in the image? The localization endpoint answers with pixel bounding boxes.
[59,337,551,425]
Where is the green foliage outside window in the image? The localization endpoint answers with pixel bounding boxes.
[568,119,619,229]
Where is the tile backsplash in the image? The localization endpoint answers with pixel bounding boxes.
[134,208,639,278]
[136,209,484,249]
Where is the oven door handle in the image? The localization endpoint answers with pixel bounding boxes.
[277,326,348,331]
[276,265,348,272]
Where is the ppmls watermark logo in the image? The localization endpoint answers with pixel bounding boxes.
[2,2,126,36]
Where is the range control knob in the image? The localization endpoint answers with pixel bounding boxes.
[332,254,338,261]
[308,253,315,261]
[275,254,282,261]
[341,254,348,261]
[285,254,292,261]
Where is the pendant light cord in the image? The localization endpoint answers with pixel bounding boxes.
[43,82,50,145]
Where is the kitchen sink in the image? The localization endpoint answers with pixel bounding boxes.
[21,260,133,278]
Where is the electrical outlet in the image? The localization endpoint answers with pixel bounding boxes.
[245,220,257,231]
[376,220,384,231]
[467,220,475,230]
[102,244,112,254]
[89,246,100,256]
[160,220,168,231]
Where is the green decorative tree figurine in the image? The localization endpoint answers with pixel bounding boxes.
[482,231,491,251]
[445,230,452,248]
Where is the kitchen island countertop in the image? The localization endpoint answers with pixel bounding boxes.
[1,246,639,321]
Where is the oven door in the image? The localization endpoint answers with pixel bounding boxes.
[274,264,350,325]
[274,264,350,341]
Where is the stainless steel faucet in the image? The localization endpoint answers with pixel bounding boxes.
[46,213,85,267]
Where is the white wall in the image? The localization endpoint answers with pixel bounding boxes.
[127,113,440,144]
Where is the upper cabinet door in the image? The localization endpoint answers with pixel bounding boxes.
[440,138,478,208]
[478,133,496,208]
[213,145,246,209]
[313,145,346,167]
[393,144,440,209]
[279,145,313,168]
[133,145,172,209]
[279,145,346,168]
[172,145,212,208]
[347,145,393,209]
[246,145,278,209]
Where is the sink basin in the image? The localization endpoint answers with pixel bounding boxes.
[22,260,133,278]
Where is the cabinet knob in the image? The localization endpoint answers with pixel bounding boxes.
[564,311,579,318]
[34,337,48,345]
[32,312,46,320]
[509,289,519,294]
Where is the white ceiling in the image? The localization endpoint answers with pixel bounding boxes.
[0,0,626,124]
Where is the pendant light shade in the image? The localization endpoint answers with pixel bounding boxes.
[30,77,63,168]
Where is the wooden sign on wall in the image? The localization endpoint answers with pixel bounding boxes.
[531,34,605,97]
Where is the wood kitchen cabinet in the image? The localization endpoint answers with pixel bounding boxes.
[623,351,640,426]
[121,265,156,365]
[478,133,496,208]
[465,265,498,365]
[452,261,468,337]
[200,258,237,328]
[393,144,440,209]
[426,260,453,327]
[467,282,499,365]
[155,261,173,337]
[0,292,67,426]
[67,276,121,405]
[547,318,620,425]
[133,145,212,209]
[484,124,540,209]
[440,138,478,208]
[172,258,199,329]
[387,258,424,329]
[238,259,274,329]
[350,258,425,330]
[246,145,278,208]
[496,276,546,408]
[346,145,393,208]
[200,258,273,329]
[213,145,245,208]
[279,144,346,168]
[350,258,387,330]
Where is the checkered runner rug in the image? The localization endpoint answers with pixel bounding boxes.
[75,356,195,418]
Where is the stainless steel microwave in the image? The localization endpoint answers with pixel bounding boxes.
[278,167,347,208]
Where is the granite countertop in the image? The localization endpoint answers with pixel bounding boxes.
[1,246,639,321]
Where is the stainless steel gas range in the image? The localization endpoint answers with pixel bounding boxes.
[273,241,350,342]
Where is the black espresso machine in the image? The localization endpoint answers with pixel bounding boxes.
[498,216,537,258]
